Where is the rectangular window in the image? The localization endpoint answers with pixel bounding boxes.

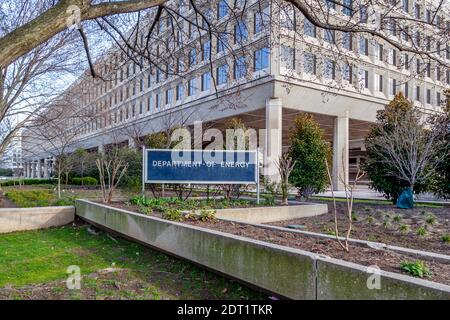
[377,43,383,61]
[324,29,335,44]
[376,74,383,92]
[279,46,294,70]
[342,64,352,83]
[415,4,420,19]
[416,86,420,101]
[342,32,352,50]
[234,20,248,43]
[359,37,368,56]
[359,69,369,88]
[402,0,409,12]
[436,92,441,106]
[139,101,143,114]
[166,89,173,105]
[342,0,353,16]
[201,72,211,91]
[218,0,228,19]
[404,82,409,98]
[176,83,183,101]
[156,93,162,109]
[323,59,336,80]
[147,96,153,112]
[426,89,431,104]
[303,53,316,75]
[281,6,295,30]
[390,78,397,95]
[234,56,247,79]
[189,49,196,67]
[254,7,269,35]
[403,53,409,69]
[304,19,316,37]
[148,74,152,88]
[202,41,211,61]
[426,63,431,77]
[360,5,368,22]
[217,33,228,53]
[217,64,228,85]
[188,78,196,96]
[255,47,270,71]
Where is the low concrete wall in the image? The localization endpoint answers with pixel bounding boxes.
[75,200,450,300]
[0,206,75,234]
[215,203,328,223]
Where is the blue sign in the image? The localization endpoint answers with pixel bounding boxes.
[144,149,257,184]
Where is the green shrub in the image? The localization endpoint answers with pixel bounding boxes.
[199,208,216,222]
[442,234,450,243]
[288,113,331,199]
[393,214,402,223]
[5,190,55,208]
[400,261,431,278]
[425,215,437,225]
[399,224,409,233]
[0,178,56,187]
[416,226,427,236]
[54,196,76,206]
[71,177,98,186]
[162,208,184,221]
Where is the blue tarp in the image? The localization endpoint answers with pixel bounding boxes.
[396,188,414,209]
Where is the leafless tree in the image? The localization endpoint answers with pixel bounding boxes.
[325,155,364,252]
[96,149,129,204]
[276,153,295,205]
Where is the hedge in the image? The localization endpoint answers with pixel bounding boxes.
[0,178,56,187]
[71,177,98,186]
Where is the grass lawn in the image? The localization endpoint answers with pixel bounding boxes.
[0,224,265,300]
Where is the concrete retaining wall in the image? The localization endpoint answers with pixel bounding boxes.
[75,199,450,300]
[215,203,328,223]
[0,206,75,234]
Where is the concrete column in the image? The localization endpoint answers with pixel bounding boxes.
[25,162,29,178]
[263,97,283,182]
[30,161,35,178]
[332,111,349,191]
[36,160,42,179]
[43,159,49,178]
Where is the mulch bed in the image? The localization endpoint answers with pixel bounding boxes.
[106,201,450,286]
[269,202,450,255]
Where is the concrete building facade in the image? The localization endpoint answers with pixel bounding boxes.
[22,0,449,189]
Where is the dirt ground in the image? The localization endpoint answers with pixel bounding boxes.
[110,200,450,285]
[269,202,450,254]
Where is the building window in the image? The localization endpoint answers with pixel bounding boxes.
[166,88,173,105]
[304,19,316,37]
[436,92,441,106]
[234,56,247,79]
[217,33,228,53]
[202,40,211,61]
[188,49,196,67]
[156,93,162,109]
[359,37,368,56]
[303,53,316,75]
[389,49,397,66]
[342,0,353,16]
[415,86,420,101]
[147,96,153,112]
[279,46,294,70]
[176,83,183,101]
[234,20,248,43]
[375,43,383,62]
[414,3,420,19]
[280,6,295,30]
[426,63,431,77]
[360,5,368,23]
[217,64,228,85]
[390,78,397,95]
[359,69,369,88]
[188,78,196,96]
[201,72,211,91]
[254,7,269,35]
[325,0,335,10]
[402,0,409,12]
[426,89,431,104]
[403,53,409,69]
[323,59,336,80]
[342,64,352,83]
[217,0,228,19]
[139,101,143,114]
[324,29,335,44]
[376,74,383,92]
[253,47,269,71]
[404,82,409,98]
[342,32,352,50]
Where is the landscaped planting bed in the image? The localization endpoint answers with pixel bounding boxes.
[104,197,450,286]
[268,202,450,254]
